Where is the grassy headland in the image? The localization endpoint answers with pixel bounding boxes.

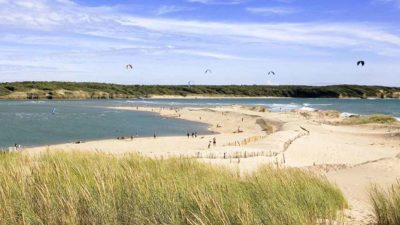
[1,81,400,99]
[0,151,346,225]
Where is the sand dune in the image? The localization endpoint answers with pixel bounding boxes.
[25,105,400,224]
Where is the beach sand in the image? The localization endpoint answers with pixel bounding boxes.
[25,105,400,224]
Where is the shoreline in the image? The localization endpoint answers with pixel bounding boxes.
[3,100,398,151]
[22,105,400,224]
[9,104,399,150]
[1,95,400,100]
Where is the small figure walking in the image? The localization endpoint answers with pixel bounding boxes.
[153,133,156,139]
[191,132,195,138]
[213,137,216,146]
[195,132,198,138]
[187,132,190,138]
[208,141,211,149]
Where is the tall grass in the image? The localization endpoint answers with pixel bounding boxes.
[370,182,400,225]
[0,152,346,225]
[342,114,397,125]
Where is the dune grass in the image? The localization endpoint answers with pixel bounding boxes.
[342,114,397,125]
[0,151,346,225]
[370,182,400,225]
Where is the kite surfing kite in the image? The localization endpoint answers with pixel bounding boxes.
[126,64,133,69]
[204,69,212,74]
[357,61,365,67]
[188,81,193,87]
[268,71,275,75]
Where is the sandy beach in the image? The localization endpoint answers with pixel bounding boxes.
[148,95,291,99]
[25,105,400,224]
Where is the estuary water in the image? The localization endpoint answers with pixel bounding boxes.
[0,100,210,148]
[0,98,399,148]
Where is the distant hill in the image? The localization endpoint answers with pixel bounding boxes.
[0,82,399,99]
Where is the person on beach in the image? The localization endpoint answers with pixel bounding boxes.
[192,132,194,138]
[153,133,156,139]
[213,137,216,146]
[131,136,133,140]
[187,132,190,138]
[208,141,211,149]
[195,132,197,138]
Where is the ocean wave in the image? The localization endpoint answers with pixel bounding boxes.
[260,103,301,112]
[340,112,359,118]
[303,103,333,106]
[299,106,318,112]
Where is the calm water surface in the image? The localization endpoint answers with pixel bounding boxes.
[1,98,399,148]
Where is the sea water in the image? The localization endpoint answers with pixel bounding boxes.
[1,98,399,148]
[0,100,210,148]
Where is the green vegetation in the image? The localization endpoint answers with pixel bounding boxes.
[1,81,400,99]
[342,114,398,125]
[370,182,400,225]
[0,151,346,225]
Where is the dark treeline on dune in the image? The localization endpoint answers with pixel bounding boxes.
[0,81,400,99]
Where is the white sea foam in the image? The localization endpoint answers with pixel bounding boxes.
[303,103,332,106]
[300,106,318,112]
[265,103,301,112]
[340,112,359,118]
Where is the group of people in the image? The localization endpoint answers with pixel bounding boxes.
[187,132,198,138]
[186,132,216,148]
[117,134,138,140]
[208,137,217,149]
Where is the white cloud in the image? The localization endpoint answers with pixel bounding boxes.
[154,5,190,16]
[186,0,247,5]
[1,0,399,52]
[173,49,255,60]
[0,0,400,85]
[371,0,400,7]
[246,7,299,15]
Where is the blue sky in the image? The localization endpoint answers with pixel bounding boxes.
[0,0,400,86]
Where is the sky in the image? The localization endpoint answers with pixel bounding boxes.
[0,0,400,86]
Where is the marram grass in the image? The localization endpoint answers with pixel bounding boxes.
[370,182,400,225]
[0,151,346,225]
[342,114,397,125]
